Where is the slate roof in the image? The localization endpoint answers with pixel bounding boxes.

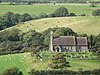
[76,37,87,46]
[52,36,87,46]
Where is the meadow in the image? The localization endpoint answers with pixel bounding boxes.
[0,4,100,35]
[23,52,100,71]
[4,16,99,35]
[0,52,100,75]
[0,4,100,16]
[0,54,28,75]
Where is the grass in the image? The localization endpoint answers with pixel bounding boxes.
[0,52,100,75]
[0,4,100,16]
[68,59,100,71]
[22,52,100,71]
[4,16,100,35]
[0,4,100,35]
[0,53,28,75]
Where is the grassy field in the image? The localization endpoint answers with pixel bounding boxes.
[0,4,100,16]
[0,52,100,75]
[22,52,100,71]
[4,16,100,35]
[0,4,100,35]
[0,54,28,75]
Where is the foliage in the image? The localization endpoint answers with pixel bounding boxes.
[0,12,32,30]
[52,7,69,17]
[90,2,96,7]
[29,69,100,75]
[0,0,1,3]
[43,27,77,46]
[0,27,100,55]
[19,13,32,22]
[1,67,23,75]
[69,13,76,16]
[38,13,48,18]
[0,29,45,55]
[48,53,70,69]
[92,9,100,16]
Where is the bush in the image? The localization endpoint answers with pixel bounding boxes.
[79,14,86,16]
[92,9,100,16]
[69,13,76,16]
[2,67,23,75]
[19,13,32,22]
[38,13,48,18]
[90,2,96,7]
[53,7,69,17]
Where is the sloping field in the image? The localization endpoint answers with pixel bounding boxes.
[4,16,100,35]
[0,54,28,75]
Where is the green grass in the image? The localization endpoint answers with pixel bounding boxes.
[68,59,100,71]
[0,4,100,16]
[0,4,100,35]
[0,54,28,75]
[4,16,100,35]
[22,52,100,71]
[0,52,100,75]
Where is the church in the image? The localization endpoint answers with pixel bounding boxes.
[49,32,88,52]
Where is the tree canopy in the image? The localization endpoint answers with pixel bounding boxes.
[2,67,23,75]
[92,9,100,16]
[48,53,70,69]
[53,7,69,17]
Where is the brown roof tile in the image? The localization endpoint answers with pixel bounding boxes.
[52,36,87,46]
[77,37,87,46]
[53,36,75,45]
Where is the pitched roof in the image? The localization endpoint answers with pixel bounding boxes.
[77,37,87,46]
[52,36,87,46]
[52,36,75,45]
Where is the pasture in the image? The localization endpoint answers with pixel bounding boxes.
[0,4,100,16]
[5,16,100,35]
[22,52,100,71]
[0,52,100,75]
[0,54,28,75]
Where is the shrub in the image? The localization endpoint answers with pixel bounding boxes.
[53,7,69,17]
[2,67,23,75]
[69,13,76,16]
[92,9,100,16]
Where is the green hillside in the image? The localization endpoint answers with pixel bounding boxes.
[3,16,100,35]
[0,4,100,16]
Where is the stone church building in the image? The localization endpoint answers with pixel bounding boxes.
[49,32,88,52]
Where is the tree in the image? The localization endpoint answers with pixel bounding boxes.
[0,12,20,30]
[69,13,76,16]
[0,0,1,3]
[19,13,32,22]
[89,35,97,49]
[92,9,100,16]
[38,13,48,18]
[2,67,23,75]
[53,27,77,37]
[48,53,70,69]
[12,13,20,24]
[43,27,76,47]
[90,2,96,7]
[7,29,21,41]
[53,7,69,17]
